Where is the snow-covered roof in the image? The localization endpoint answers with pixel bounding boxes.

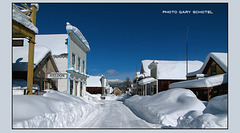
[13,45,51,71]
[133,72,145,81]
[12,7,38,34]
[86,76,103,87]
[187,52,227,77]
[66,22,90,51]
[141,60,203,80]
[169,73,228,89]
[35,34,68,56]
[139,77,157,85]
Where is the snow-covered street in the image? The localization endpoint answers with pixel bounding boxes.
[78,100,152,128]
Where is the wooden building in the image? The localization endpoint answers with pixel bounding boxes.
[12,3,39,95]
[113,87,122,96]
[13,45,59,92]
[133,60,203,96]
[170,52,228,101]
[86,75,110,95]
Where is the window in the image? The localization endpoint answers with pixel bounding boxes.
[72,53,75,68]
[211,65,217,75]
[78,57,80,71]
[70,80,73,95]
[75,81,78,96]
[80,82,83,96]
[82,60,85,73]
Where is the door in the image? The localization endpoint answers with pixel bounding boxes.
[75,81,78,96]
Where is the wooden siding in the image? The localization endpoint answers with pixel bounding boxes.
[187,76,196,80]
[13,52,58,91]
[158,80,183,92]
[113,88,122,95]
[203,57,226,76]
[189,83,228,101]
[86,87,102,94]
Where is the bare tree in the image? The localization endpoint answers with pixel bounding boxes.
[124,77,132,93]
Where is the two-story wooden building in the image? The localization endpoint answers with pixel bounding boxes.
[169,52,228,101]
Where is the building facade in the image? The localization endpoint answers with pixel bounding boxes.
[33,22,90,97]
[13,45,59,94]
[170,52,228,101]
[132,60,203,96]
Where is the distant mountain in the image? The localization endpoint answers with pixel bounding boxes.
[108,79,125,89]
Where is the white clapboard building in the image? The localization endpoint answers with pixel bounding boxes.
[35,22,90,97]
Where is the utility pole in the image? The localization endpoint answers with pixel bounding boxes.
[186,24,189,76]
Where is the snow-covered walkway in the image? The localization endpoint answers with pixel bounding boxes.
[78,100,153,128]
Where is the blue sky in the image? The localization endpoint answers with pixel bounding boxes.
[36,3,228,80]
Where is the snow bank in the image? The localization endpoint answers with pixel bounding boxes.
[177,94,227,128]
[13,90,96,128]
[124,88,205,127]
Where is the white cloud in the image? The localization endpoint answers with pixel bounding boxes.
[106,69,118,76]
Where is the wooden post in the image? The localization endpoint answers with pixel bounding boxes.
[26,4,37,95]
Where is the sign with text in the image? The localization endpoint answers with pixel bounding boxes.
[47,72,67,79]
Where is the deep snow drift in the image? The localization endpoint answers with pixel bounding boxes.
[13,90,98,128]
[13,88,227,128]
[124,88,227,128]
[124,88,206,127]
[177,94,227,128]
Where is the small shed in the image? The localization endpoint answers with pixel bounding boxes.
[86,75,107,94]
[113,87,122,96]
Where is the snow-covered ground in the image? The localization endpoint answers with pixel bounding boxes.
[13,90,98,128]
[13,88,227,128]
[124,88,227,128]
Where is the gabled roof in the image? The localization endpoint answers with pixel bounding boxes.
[141,60,203,80]
[187,52,227,77]
[13,45,54,71]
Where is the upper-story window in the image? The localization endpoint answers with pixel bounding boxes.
[82,60,85,73]
[78,57,81,71]
[72,53,75,68]
[211,64,217,75]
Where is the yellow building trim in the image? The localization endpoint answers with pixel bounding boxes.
[12,20,35,39]
[26,4,37,95]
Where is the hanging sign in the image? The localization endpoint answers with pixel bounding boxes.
[47,72,67,79]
